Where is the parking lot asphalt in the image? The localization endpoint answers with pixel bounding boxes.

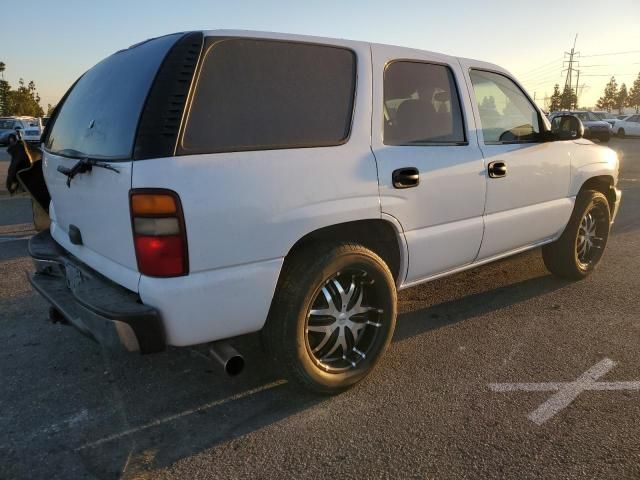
[1,139,639,479]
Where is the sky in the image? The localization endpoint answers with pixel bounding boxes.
[2,0,639,111]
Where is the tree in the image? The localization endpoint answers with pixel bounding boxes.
[615,83,628,114]
[0,63,45,117]
[595,76,618,112]
[480,96,497,112]
[549,84,562,112]
[5,77,44,117]
[559,86,577,110]
[0,79,9,116]
[0,61,7,115]
[628,72,640,113]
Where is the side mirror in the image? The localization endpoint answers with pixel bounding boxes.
[551,114,584,140]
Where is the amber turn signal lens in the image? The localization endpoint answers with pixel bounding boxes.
[131,194,177,215]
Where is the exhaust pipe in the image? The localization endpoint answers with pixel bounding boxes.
[208,341,244,376]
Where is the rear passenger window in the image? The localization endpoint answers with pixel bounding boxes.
[181,39,356,154]
[384,61,466,145]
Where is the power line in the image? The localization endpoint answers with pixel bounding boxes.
[518,57,564,76]
[580,73,639,77]
[521,72,563,86]
[518,64,563,82]
[580,50,640,58]
[579,63,640,68]
[522,76,565,90]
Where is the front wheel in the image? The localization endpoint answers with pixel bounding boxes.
[542,190,610,280]
[263,243,397,394]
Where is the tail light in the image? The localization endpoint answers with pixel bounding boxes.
[130,189,188,277]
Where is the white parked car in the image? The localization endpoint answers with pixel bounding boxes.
[0,116,42,144]
[614,114,640,137]
[28,31,621,393]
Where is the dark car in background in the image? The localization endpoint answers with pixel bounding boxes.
[549,111,611,142]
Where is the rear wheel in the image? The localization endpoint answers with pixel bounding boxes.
[264,243,397,394]
[542,190,610,280]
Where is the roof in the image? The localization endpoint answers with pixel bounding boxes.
[200,29,505,73]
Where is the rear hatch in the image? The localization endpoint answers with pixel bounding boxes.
[42,33,195,292]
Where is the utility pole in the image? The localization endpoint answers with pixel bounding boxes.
[562,34,580,109]
[574,69,580,108]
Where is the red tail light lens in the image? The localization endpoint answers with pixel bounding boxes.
[130,190,188,277]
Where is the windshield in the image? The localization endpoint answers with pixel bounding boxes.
[45,34,180,160]
[574,112,600,122]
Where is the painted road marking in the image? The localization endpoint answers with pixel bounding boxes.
[489,358,640,425]
[0,235,32,243]
[76,379,287,451]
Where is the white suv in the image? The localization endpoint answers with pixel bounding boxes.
[28,31,621,393]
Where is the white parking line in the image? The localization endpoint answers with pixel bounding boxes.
[76,379,287,451]
[489,358,640,425]
[0,235,32,243]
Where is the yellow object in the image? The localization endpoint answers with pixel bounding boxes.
[131,193,177,215]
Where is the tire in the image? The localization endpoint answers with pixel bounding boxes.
[618,128,625,138]
[263,243,397,394]
[542,190,610,280]
[8,134,16,143]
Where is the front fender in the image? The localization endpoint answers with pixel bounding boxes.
[569,147,619,196]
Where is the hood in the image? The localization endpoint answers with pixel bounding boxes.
[582,120,610,128]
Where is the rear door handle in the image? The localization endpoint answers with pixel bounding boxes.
[392,167,420,189]
[488,161,507,178]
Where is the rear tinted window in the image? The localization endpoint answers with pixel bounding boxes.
[45,34,180,160]
[180,38,356,154]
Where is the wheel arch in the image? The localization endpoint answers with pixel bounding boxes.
[281,218,407,287]
[577,175,616,214]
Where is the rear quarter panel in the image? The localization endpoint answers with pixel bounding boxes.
[131,40,379,274]
[132,39,381,345]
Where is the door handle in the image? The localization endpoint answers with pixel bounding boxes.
[488,161,507,178]
[392,167,420,189]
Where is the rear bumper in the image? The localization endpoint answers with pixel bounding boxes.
[28,230,165,353]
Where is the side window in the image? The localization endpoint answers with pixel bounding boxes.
[632,115,640,123]
[469,70,540,144]
[181,39,357,154]
[383,61,465,145]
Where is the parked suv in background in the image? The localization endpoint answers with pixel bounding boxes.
[549,111,611,142]
[592,111,618,127]
[28,31,621,393]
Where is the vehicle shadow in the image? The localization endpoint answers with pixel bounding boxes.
[70,251,571,478]
[394,271,571,343]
